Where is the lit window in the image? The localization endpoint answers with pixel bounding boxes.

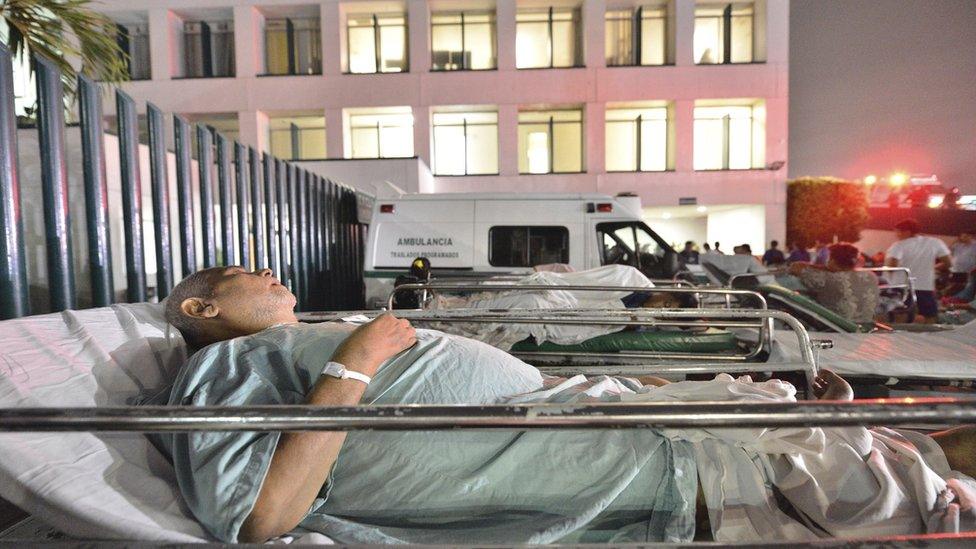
[431,12,497,71]
[347,14,408,74]
[693,101,765,170]
[115,22,151,80]
[694,3,754,64]
[432,111,498,175]
[516,8,582,69]
[605,106,669,172]
[183,20,235,78]
[347,108,414,158]
[517,109,583,174]
[265,18,322,75]
[269,115,326,160]
[605,6,667,66]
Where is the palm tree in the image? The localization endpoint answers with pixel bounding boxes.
[1,0,129,97]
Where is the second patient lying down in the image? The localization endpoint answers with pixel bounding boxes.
[158,266,976,544]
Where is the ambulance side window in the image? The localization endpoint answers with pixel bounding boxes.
[489,226,569,267]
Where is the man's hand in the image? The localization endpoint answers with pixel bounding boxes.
[811,369,854,401]
[331,314,416,375]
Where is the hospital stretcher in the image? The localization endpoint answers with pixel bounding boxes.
[1,302,975,546]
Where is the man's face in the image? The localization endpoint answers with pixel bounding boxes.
[209,267,296,329]
[896,229,911,240]
[960,233,973,244]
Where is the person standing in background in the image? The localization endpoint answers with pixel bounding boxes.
[713,242,725,255]
[763,240,786,266]
[813,240,831,265]
[678,241,700,267]
[885,219,952,323]
[945,231,976,296]
[787,242,811,263]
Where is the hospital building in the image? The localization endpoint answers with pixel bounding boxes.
[90,0,789,250]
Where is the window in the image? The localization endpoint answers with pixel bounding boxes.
[693,101,765,170]
[694,3,755,64]
[516,7,582,69]
[347,109,414,158]
[432,111,498,175]
[265,18,323,75]
[517,109,583,174]
[269,115,326,160]
[431,12,497,71]
[489,226,569,267]
[115,22,151,80]
[347,14,408,73]
[605,6,666,66]
[605,106,669,172]
[183,21,235,78]
[597,222,670,277]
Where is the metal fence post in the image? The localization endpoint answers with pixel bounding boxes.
[263,153,278,278]
[310,175,322,309]
[234,142,251,269]
[34,55,75,311]
[295,168,308,309]
[215,133,234,266]
[78,74,114,307]
[287,164,301,300]
[116,91,146,302]
[249,147,265,270]
[275,159,289,288]
[0,45,29,319]
[196,125,217,269]
[174,116,196,277]
[147,103,173,299]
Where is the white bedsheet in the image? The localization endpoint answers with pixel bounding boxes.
[769,320,976,379]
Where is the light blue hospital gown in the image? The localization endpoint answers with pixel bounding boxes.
[160,323,697,544]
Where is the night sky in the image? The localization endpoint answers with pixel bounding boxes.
[789,0,976,192]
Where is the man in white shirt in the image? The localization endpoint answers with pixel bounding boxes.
[885,219,952,323]
[947,231,976,296]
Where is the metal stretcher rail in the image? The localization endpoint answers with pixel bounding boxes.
[302,308,827,380]
[1,398,975,432]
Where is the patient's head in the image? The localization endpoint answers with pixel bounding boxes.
[165,266,297,349]
[826,243,860,271]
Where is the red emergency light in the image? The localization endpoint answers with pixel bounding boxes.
[596,203,613,212]
[379,204,395,213]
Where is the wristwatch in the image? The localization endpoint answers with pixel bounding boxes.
[320,361,372,386]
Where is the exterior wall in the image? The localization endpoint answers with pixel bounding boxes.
[95,0,789,242]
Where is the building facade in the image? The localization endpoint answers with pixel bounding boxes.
[94,0,789,250]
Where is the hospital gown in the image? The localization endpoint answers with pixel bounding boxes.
[160,323,698,544]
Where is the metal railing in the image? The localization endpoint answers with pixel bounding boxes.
[0,45,369,318]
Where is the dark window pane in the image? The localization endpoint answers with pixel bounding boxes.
[489,226,569,267]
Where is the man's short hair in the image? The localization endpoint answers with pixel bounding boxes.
[164,267,222,349]
[684,240,694,247]
[770,240,779,247]
[895,219,921,235]
[828,242,860,269]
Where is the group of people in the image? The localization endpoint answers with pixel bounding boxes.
[674,220,975,325]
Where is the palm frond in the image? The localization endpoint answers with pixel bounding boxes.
[1,0,130,98]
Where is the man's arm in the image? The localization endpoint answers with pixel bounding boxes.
[936,254,952,272]
[239,314,416,543]
[885,257,899,268]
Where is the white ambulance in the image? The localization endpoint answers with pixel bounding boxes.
[362,193,678,308]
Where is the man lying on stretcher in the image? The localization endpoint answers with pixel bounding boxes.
[161,266,976,544]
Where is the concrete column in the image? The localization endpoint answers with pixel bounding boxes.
[408,0,431,73]
[412,105,430,166]
[498,103,519,176]
[674,0,695,66]
[583,0,606,69]
[233,6,260,78]
[586,102,605,175]
[763,0,789,64]
[673,99,695,172]
[325,108,343,159]
[321,2,343,76]
[148,9,174,80]
[238,110,263,150]
[496,0,517,71]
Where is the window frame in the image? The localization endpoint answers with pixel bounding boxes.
[431,111,499,176]
[263,17,323,76]
[430,11,497,71]
[596,221,671,271]
[604,107,670,172]
[115,22,151,81]
[515,6,584,70]
[488,225,570,267]
[605,6,668,67]
[517,109,585,175]
[693,103,760,171]
[346,13,410,74]
[181,20,236,79]
[348,112,414,159]
[269,118,327,161]
[694,2,755,65]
